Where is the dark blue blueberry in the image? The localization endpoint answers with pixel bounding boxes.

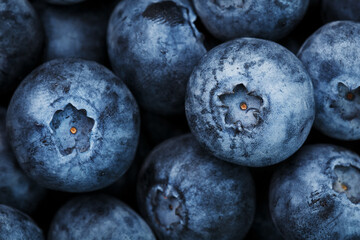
[192,0,309,41]
[269,144,360,239]
[107,0,207,115]
[322,0,360,22]
[34,0,115,65]
[137,134,255,240]
[48,194,156,240]
[0,0,43,100]
[6,58,140,192]
[0,204,44,240]
[0,108,46,213]
[298,21,360,140]
[186,38,315,167]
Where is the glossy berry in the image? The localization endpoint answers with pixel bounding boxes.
[192,0,309,41]
[6,58,140,192]
[48,194,156,240]
[107,0,206,115]
[0,204,44,240]
[137,134,255,240]
[270,144,360,239]
[298,21,360,140]
[186,38,315,167]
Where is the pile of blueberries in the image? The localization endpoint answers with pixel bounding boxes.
[1,0,360,239]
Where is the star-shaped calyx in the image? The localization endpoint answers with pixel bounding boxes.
[50,103,95,156]
[219,84,263,133]
[149,185,186,232]
[333,165,360,204]
[330,82,360,121]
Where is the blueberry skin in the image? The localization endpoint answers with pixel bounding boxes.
[298,21,360,140]
[6,58,140,192]
[0,204,44,240]
[43,0,86,5]
[192,0,309,41]
[34,0,113,65]
[137,134,256,240]
[269,144,360,239]
[322,0,360,22]
[107,0,206,115]
[0,108,46,213]
[48,194,156,240]
[0,0,43,97]
[186,38,315,167]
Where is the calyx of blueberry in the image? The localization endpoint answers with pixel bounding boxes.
[148,185,186,231]
[50,103,94,156]
[219,83,263,134]
[337,82,360,102]
[329,82,360,120]
[332,165,360,204]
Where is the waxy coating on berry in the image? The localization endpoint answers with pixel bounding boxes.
[186,38,315,167]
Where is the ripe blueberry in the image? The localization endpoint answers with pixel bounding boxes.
[137,134,255,239]
[298,21,360,140]
[48,194,156,240]
[270,144,360,239]
[186,38,315,167]
[6,58,140,192]
[107,0,206,115]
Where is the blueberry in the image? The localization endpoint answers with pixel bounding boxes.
[269,144,360,239]
[322,0,360,22]
[34,0,114,65]
[0,204,44,240]
[6,58,140,192]
[0,0,43,101]
[192,0,309,41]
[186,38,315,167]
[0,108,46,213]
[107,0,206,115]
[137,134,255,240]
[298,21,360,140]
[48,194,156,240]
